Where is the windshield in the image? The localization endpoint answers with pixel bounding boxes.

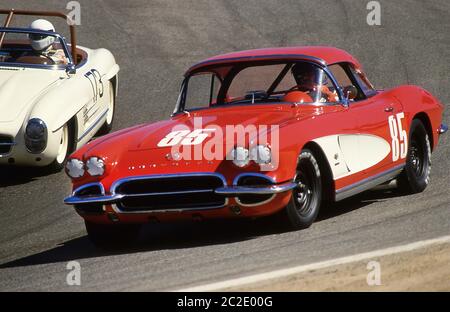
[179,60,340,112]
[0,30,69,68]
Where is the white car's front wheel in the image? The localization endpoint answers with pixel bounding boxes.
[48,123,72,171]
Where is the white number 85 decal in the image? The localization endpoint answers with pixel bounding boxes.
[388,112,408,162]
[157,129,216,147]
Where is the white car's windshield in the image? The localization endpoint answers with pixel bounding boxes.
[0,31,69,68]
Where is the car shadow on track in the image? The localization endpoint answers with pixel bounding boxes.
[0,188,407,269]
[316,188,404,221]
[0,166,56,187]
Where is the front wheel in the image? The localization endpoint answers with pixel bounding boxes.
[398,119,431,193]
[85,221,141,249]
[280,149,322,230]
[47,123,72,172]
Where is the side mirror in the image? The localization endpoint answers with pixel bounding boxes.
[66,64,76,76]
[343,85,358,101]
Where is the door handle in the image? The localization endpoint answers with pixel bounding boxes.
[384,107,394,112]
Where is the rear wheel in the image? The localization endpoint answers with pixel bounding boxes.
[398,119,431,193]
[280,149,322,230]
[97,81,115,135]
[85,221,141,249]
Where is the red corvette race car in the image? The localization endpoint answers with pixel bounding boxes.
[64,46,446,247]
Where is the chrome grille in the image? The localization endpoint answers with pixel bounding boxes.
[112,174,227,212]
[0,135,14,155]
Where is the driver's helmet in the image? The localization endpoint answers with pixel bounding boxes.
[291,62,324,91]
[28,19,55,52]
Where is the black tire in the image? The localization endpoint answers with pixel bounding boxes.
[97,81,115,136]
[398,119,431,194]
[85,221,141,249]
[280,149,322,230]
[47,120,75,172]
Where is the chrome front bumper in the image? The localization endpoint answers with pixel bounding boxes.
[64,181,297,205]
[439,123,448,135]
[215,181,297,195]
[64,194,124,205]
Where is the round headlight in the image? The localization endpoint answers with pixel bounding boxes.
[65,158,85,179]
[231,147,250,168]
[25,118,47,154]
[86,157,105,176]
[250,145,272,164]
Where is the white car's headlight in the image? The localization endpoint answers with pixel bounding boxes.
[65,158,85,179]
[24,118,47,154]
[250,145,272,164]
[86,157,105,176]
[231,146,250,168]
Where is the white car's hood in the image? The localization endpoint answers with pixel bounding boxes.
[0,68,62,123]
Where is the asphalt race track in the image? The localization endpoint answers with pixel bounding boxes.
[0,0,449,291]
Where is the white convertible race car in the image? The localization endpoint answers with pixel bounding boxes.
[0,9,119,170]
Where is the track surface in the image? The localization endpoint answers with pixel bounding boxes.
[0,0,448,291]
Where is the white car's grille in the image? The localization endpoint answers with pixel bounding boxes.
[0,66,21,71]
[0,135,14,155]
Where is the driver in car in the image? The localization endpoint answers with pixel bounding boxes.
[25,19,68,65]
[291,62,338,103]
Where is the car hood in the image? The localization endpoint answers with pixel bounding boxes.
[73,104,333,184]
[127,105,296,151]
[80,104,300,163]
[0,68,62,124]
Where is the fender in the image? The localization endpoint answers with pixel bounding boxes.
[30,48,120,133]
[391,85,444,150]
[265,106,356,183]
[28,74,93,133]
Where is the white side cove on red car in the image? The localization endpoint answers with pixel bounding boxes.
[0,46,119,167]
[313,133,391,179]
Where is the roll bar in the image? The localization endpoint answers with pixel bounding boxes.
[0,8,77,64]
